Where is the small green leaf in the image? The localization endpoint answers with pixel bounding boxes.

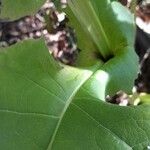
[0,0,45,19]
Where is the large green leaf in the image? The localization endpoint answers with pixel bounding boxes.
[0,39,149,150]
[0,0,45,19]
[0,0,145,149]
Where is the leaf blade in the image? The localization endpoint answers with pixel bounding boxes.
[67,0,135,58]
[1,0,45,19]
[0,39,100,150]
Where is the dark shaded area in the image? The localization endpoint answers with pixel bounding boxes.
[135,26,150,93]
[135,26,150,60]
[134,0,150,93]
[94,51,114,63]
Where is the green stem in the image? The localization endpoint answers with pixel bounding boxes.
[130,0,137,15]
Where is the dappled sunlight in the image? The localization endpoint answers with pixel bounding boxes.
[94,70,109,100]
[85,70,110,101]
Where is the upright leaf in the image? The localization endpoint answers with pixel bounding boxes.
[67,0,135,58]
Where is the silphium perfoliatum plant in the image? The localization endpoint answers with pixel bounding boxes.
[0,0,150,150]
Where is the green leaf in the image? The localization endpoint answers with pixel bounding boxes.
[67,0,135,59]
[0,40,149,150]
[83,46,139,100]
[65,6,138,97]
[64,0,138,95]
[64,7,102,67]
[0,0,45,19]
[49,88,150,150]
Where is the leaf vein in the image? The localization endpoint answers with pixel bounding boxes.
[71,102,132,149]
[0,109,59,118]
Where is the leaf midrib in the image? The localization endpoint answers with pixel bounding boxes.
[47,66,100,149]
